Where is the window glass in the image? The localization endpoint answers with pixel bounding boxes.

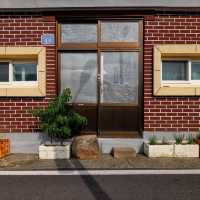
[0,62,9,82]
[192,62,200,80]
[101,22,138,42]
[162,61,187,81]
[61,24,97,43]
[101,52,138,103]
[13,62,37,81]
[61,53,97,103]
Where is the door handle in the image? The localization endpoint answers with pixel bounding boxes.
[97,74,101,81]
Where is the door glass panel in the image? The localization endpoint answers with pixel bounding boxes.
[0,62,9,82]
[61,24,97,43]
[101,22,138,42]
[61,53,97,103]
[101,52,138,104]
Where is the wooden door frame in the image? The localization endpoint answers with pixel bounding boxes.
[56,15,144,137]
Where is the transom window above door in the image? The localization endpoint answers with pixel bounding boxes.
[59,21,140,50]
[61,23,97,43]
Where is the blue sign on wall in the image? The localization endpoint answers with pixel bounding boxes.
[41,34,55,45]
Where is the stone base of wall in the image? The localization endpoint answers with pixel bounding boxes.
[0,133,71,153]
[1,131,198,154]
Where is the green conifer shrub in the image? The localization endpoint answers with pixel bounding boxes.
[32,88,87,145]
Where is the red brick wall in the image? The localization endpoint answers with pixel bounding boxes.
[2,14,200,133]
[0,15,56,133]
[144,15,200,132]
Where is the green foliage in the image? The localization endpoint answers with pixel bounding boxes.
[186,134,194,144]
[196,130,200,140]
[174,134,184,144]
[148,135,157,145]
[32,88,87,144]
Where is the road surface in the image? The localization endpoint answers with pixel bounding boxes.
[0,172,199,200]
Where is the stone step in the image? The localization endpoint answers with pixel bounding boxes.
[111,147,136,158]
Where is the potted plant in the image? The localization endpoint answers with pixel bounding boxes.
[32,88,87,159]
[174,134,199,157]
[0,135,10,159]
[144,135,174,157]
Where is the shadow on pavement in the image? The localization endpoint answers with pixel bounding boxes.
[55,159,112,200]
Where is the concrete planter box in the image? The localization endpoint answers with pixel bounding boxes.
[144,142,174,157]
[174,144,199,157]
[39,143,71,159]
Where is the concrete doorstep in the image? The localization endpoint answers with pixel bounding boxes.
[0,153,200,170]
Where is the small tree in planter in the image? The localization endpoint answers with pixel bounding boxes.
[144,135,174,157]
[32,88,87,159]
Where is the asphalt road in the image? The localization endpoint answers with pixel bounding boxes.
[0,174,199,200]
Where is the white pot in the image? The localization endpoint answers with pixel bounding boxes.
[174,144,199,157]
[144,142,174,157]
[39,143,71,159]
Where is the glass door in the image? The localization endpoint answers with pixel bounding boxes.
[58,19,143,136]
[99,52,139,136]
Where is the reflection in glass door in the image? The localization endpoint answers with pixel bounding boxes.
[60,52,98,133]
[100,52,138,104]
[99,52,139,135]
[60,53,97,103]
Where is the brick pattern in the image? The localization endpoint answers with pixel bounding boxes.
[0,16,56,133]
[144,15,200,132]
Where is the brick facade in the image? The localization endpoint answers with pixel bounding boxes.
[0,15,56,133]
[144,15,200,132]
[1,14,200,134]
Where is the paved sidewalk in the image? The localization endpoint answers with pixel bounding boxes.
[0,154,200,170]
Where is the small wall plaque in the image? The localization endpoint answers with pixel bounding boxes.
[41,34,55,45]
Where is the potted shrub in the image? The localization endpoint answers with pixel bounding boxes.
[32,88,87,159]
[0,136,10,159]
[174,134,199,157]
[144,135,174,157]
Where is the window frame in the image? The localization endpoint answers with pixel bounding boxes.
[0,60,38,86]
[60,22,98,44]
[100,20,139,47]
[0,47,46,97]
[58,19,141,51]
[12,60,38,85]
[154,44,200,96]
[161,59,200,85]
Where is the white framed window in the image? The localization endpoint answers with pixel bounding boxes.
[161,59,200,85]
[0,60,38,86]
